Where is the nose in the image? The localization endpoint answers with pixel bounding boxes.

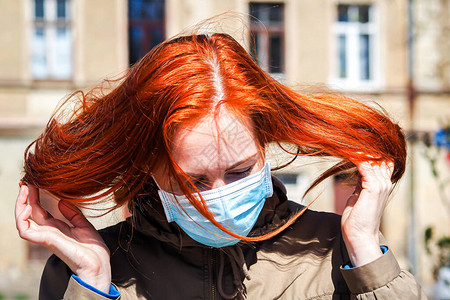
[210,178,226,190]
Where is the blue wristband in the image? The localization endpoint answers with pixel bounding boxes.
[343,246,388,269]
[72,274,120,299]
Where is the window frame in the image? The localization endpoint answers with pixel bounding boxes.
[249,2,286,77]
[329,4,382,92]
[128,0,165,66]
[30,0,73,81]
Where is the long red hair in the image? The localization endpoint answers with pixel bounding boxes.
[22,33,406,241]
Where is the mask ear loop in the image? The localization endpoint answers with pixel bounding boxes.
[151,175,163,191]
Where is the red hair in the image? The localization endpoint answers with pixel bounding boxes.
[22,33,406,241]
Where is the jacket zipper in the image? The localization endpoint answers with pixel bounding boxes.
[209,247,219,300]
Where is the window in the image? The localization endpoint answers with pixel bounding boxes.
[273,172,309,204]
[332,4,379,90]
[274,173,298,185]
[31,0,72,80]
[128,0,165,65]
[249,3,285,74]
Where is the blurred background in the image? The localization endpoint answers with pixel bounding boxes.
[0,0,449,299]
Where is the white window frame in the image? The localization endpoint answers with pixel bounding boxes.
[31,0,73,80]
[249,2,286,80]
[329,4,382,92]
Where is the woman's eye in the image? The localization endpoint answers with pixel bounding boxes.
[228,166,252,177]
[191,178,210,190]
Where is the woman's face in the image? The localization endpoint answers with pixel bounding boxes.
[153,110,264,195]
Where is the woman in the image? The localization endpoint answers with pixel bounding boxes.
[15,33,426,299]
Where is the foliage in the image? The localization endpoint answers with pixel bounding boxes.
[422,123,450,279]
[425,226,450,279]
[422,124,450,215]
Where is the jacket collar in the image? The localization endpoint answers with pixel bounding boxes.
[127,176,293,248]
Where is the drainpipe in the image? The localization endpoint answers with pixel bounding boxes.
[406,0,418,277]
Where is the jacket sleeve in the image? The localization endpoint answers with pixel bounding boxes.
[63,277,120,300]
[340,247,428,299]
[39,254,120,300]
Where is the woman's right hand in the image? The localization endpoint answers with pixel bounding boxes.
[15,184,112,293]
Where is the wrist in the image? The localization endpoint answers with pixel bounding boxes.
[76,265,111,293]
[343,236,382,267]
[71,275,120,298]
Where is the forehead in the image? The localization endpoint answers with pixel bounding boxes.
[171,111,259,172]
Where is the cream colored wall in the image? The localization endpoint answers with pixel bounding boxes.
[414,143,450,285]
[0,138,45,299]
[0,0,448,296]
[415,0,450,91]
[165,0,248,43]
[0,0,27,84]
[0,0,129,123]
[73,0,128,86]
[290,0,331,85]
[0,89,28,119]
[379,0,408,90]
[0,138,33,270]
[0,1,129,286]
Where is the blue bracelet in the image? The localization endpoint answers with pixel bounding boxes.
[343,246,388,269]
[72,274,120,299]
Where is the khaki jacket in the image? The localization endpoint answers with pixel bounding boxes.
[39,177,427,299]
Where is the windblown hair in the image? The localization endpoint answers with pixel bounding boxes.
[22,33,406,241]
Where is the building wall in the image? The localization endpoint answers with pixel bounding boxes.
[0,0,448,297]
[0,1,129,296]
[73,0,128,85]
[0,0,27,84]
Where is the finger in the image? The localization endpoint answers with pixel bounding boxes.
[355,161,376,185]
[15,185,29,219]
[383,162,395,194]
[58,201,93,229]
[354,162,385,202]
[17,206,67,245]
[378,161,386,178]
[16,195,55,244]
[16,204,33,239]
[385,161,395,179]
[372,162,384,180]
[373,162,393,188]
[358,160,388,181]
[369,162,391,190]
[28,185,49,223]
[346,180,362,208]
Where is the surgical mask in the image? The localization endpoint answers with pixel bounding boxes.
[156,162,273,248]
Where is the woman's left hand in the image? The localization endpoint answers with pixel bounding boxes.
[341,160,395,267]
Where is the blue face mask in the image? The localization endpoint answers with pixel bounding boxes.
[156,162,273,248]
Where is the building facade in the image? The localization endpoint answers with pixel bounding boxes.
[0,0,448,297]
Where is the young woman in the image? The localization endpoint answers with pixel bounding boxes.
[15,33,426,299]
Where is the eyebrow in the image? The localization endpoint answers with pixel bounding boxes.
[186,153,259,178]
